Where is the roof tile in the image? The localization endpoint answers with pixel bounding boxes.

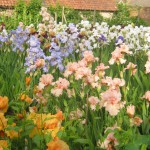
[0,0,117,11]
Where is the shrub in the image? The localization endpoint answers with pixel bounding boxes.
[48,3,103,24]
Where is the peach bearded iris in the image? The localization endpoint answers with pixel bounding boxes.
[35,59,45,68]
[124,62,137,75]
[126,105,135,118]
[40,74,54,86]
[100,89,125,116]
[109,44,132,65]
[130,116,143,126]
[88,96,100,111]
[38,74,54,90]
[145,51,150,74]
[142,91,150,102]
[51,78,70,97]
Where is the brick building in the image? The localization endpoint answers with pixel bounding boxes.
[0,0,150,23]
[0,0,116,11]
[123,0,150,23]
[0,0,116,18]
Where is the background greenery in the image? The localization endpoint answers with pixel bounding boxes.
[0,1,148,30]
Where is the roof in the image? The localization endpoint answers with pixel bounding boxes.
[0,0,16,7]
[0,0,117,11]
[0,0,29,7]
[47,0,117,11]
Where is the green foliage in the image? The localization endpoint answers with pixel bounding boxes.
[26,0,42,15]
[108,2,131,26]
[0,49,26,100]
[48,3,82,24]
[130,16,148,26]
[15,0,42,26]
[114,129,150,150]
[48,3,103,24]
[15,0,26,15]
[0,0,42,30]
[81,10,103,23]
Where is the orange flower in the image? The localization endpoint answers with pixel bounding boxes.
[29,127,39,138]
[0,96,8,113]
[47,140,69,150]
[26,77,31,86]
[56,111,64,120]
[25,96,32,103]
[28,113,47,128]
[17,114,24,119]
[28,112,64,139]
[0,140,8,149]
[6,130,18,139]
[20,94,26,101]
[0,113,7,131]
[6,123,19,139]
[50,127,63,139]
[29,106,37,113]
[28,113,46,138]
[44,116,59,130]
[20,94,32,103]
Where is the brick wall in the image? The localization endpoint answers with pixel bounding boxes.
[140,7,150,23]
[126,0,150,24]
[130,7,150,24]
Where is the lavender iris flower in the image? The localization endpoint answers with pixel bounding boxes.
[10,26,29,52]
[116,36,125,45]
[25,35,49,73]
[98,34,107,42]
[0,29,9,46]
